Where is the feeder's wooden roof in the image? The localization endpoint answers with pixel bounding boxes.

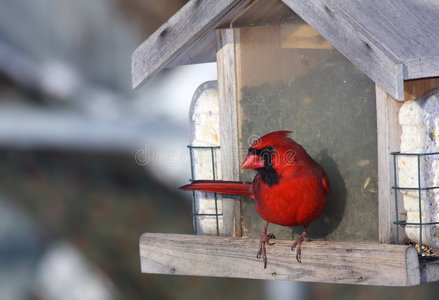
[132,0,439,100]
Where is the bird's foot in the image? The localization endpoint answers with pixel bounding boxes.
[256,231,276,269]
[291,230,309,263]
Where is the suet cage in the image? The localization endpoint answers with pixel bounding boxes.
[392,151,439,258]
[188,144,222,236]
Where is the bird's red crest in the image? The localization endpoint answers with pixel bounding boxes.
[250,130,293,150]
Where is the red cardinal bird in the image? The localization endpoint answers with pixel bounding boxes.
[180,131,329,268]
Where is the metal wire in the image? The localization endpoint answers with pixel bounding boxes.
[187,145,222,236]
[391,151,439,257]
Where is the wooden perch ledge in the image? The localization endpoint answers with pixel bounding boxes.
[140,233,426,286]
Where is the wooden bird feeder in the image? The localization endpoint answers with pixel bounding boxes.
[132,0,439,286]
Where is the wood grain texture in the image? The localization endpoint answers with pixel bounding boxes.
[132,0,439,98]
[404,77,439,100]
[131,0,254,89]
[284,0,439,99]
[420,259,439,283]
[226,0,295,27]
[140,233,420,286]
[405,57,439,81]
[375,85,405,244]
[216,28,241,237]
[324,0,439,65]
[282,0,405,100]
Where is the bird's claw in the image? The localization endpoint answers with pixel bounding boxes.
[291,230,307,264]
[257,231,276,269]
[267,233,276,245]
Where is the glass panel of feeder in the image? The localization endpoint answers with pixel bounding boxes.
[234,18,378,242]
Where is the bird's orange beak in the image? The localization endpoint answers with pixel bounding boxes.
[242,154,264,169]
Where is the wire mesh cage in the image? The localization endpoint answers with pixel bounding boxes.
[187,145,222,236]
[392,151,439,258]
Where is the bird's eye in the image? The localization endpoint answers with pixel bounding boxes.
[259,146,274,164]
[260,146,273,157]
[248,148,258,156]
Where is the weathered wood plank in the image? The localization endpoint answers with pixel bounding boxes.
[225,0,294,28]
[323,0,439,81]
[132,0,439,97]
[216,28,241,237]
[405,57,439,81]
[376,85,405,244]
[282,0,439,98]
[404,77,439,100]
[282,0,405,100]
[140,233,420,286]
[420,259,439,283]
[131,0,254,89]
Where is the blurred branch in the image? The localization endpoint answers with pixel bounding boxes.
[0,39,43,96]
[0,38,81,102]
[0,37,122,118]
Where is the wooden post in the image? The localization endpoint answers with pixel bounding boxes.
[376,85,405,244]
[216,28,242,237]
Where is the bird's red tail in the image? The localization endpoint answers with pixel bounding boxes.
[180,180,252,196]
